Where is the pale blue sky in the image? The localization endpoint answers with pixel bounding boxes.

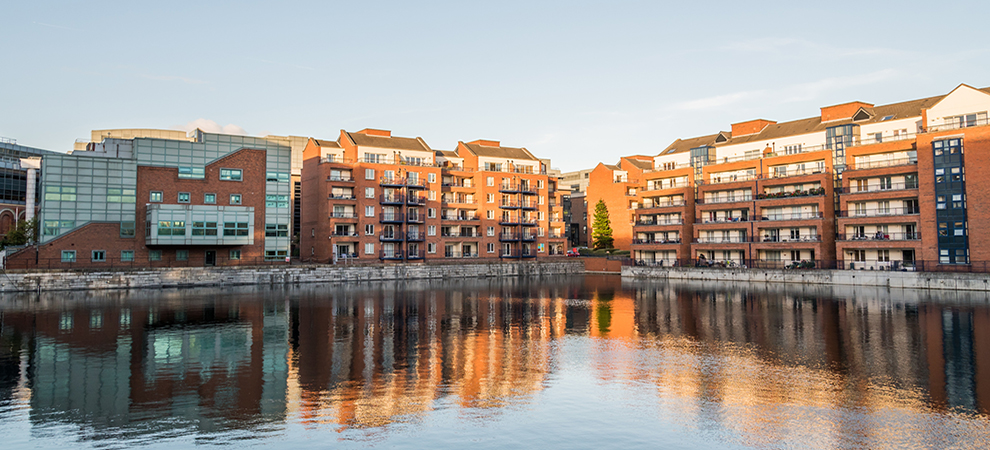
[2,1,988,171]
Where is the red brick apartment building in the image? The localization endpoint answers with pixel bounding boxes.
[300,129,567,263]
[586,83,990,271]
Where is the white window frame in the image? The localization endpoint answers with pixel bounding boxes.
[365,242,375,255]
[365,206,375,217]
[365,187,375,198]
[428,225,436,236]
[428,208,436,218]
[487,177,494,186]
[365,168,375,180]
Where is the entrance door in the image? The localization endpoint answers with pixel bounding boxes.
[205,250,216,266]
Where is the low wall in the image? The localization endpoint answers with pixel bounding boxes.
[623,266,990,291]
[583,258,623,273]
[0,260,584,293]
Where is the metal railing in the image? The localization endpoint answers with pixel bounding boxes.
[765,167,829,179]
[846,158,917,171]
[755,188,826,200]
[642,181,692,191]
[633,238,682,244]
[698,195,753,204]
[379,233,404,242]
[380,176,406,186]
[441,215,479,221]
[330,212,358,219]
[696,216,749,224]
[635,219,683,226]
[705,174,757,185]
[379,250,404,260]
[327,175,354,182]
[331,231,359,237]
[693,237,748,244]
[758,211,824,221]
[443,251,480,258]
[839,182,917,194]
[379,194,405,204]
[329,194,356,200]
[757,234,822,243]
[379,213,404,222]
[321,156,355,164]
[837,232,921,241]
[837,207,919,217]
[640,200,687,208]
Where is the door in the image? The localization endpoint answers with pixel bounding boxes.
[205,250,216,266]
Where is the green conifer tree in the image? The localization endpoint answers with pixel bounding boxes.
[591,199,614,250]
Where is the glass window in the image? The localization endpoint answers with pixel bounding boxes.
[204,193,216,204]
[178,192,191,203]
[365,169,375,180]
[365,187,375,198]
[365,206,375,217]
[91,250,105,262]
[264,250,288,261]
[223,222,250,236]
[149,250,162,261]
[120,250,134,262]
[229,249,241,260]
[192,221,218,236]
[365,224,375,235]
[365,242,374,255]
[61,250,76,262]
[158,221,186,236]
[120,222,135,238]
[220,168,243,181]
[150,191,163,202]
[43,220,59,236]
[230,194,242,205]
[428,208,436,218]
[266,194,290,208]
[265,223,289,237]
[428,173,436,183]
[178,167,205,179]
[44,186,77,202]
[176,250,188,261]
[487,177,494,186]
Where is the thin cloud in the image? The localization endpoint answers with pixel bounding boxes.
[172,119,249,136]
[672,90,766,111]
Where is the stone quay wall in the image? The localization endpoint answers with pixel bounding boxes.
[0,260,584,293]
[623,266,990,292]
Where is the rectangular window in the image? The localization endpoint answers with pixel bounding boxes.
[223,222,250,236]
[365,187,375,198]
[149,250,162,261]
[365,224,375,235]
[120,222,135,238]
[428,208,436,218]
[192,221,218,236]
[487,243,495,253]
[230,194,242,205]
[44,186,77,202]
[220,168,243,181]
[91,250,105,262]
[539,196,545,205]
[266,194,290,208]
[204,193,216,204]
[429,190,436,201]
[487,210,495,219]
[362,242,374,255]
[428,225,436,236]
[178,192,191,203]
[264,250,288,261]
[365,168,375,180]
[538,180,544,189]
[487,176,494,186]
[427,243,436,254]
[265,224,289,237]
[158,221,186,236]
[120,250,134,262]
[106,188,136,203]
[229,249,241,260]
[150,191,163,202]
[428,173,436,183]
[365,206,375,217]
[176,250,188,261]
[266,171,289,183]
[487,226,495,237]
[487,193,495,203]
[178,166,205,179]
[61,250,76,262]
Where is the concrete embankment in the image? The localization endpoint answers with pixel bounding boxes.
[0,260,584,293]
[623,266,990,292]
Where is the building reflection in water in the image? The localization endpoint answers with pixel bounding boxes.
[0,275,988,447]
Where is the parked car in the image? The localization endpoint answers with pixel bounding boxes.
[566,248,580,257]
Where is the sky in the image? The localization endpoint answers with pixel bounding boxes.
[2,1,989,172]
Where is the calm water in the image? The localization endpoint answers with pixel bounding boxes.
[1,275,989,449]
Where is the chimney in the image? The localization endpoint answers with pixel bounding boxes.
[356,128,392,137]
[731,119,776,137]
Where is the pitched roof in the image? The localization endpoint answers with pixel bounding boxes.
[344,131,431,152]
[602,164,621,171]
[460,141,537,160]
[314,139,340,148]
[623,158,653,170]
[434,150,459,158]
[658,133,721,155]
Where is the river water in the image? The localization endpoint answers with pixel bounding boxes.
[1,275,988,449]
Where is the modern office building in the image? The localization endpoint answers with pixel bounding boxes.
[6,130,293,268]
[0,138,57,238]
[300,129,568,262]
[586,83,990,270]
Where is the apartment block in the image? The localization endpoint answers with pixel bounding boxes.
[300,129,566,263]
[6,131,293,268]
[588,83,990,271]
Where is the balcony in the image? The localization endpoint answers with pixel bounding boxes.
[639,200,687,210]
[693,237,747,244]
[406,212,424,223]
[521,250,537,258]
[837,232,921,241]
[406,232,425,241]
[330,212,359,220]
[406,249,425,260]
[499,232,521,242]
[441,232,479,238]
[499,183,520,193]
[756,188,826,200]
[379,233,405,242]
[329,194,356,201]
[520,201,537,210]
[696,217,749,224]
[499,200,520,209]
[379,213,404,223]
[698,195,753,205]
[442,181,473,189]
[837,207,919,218]
[444,251,479,258]
[442,198,477,207]
[634,238,682,244]
[759,211,824,221]
[380,176,405,187]
[758,235,822,243]
[846,158,918,171]
[441,215,479,222]
[765,167,828,179]
[636,219,684,226]
[520,185,537,195]
[838,182,917,194]
[407,195,427,206]
[643,181,692,191]
[499,216,522,226]
[519,218,538,227]
[327,175,354,183]
[379,194,405,205]
[548,232,565,239]
[331,231,360,238]
[406,178,427,189]
[521,233,537,242]
[702,175,756,186]
[380,250,404,260]
[320,156,355,164]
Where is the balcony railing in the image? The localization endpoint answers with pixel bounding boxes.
[406,232,425,241]
[635,219,683,226]
[696,216,749,224]
[520,201,537,209]
[693,237,748,244]
[846,158,917,171]
[406,249,425,260]
[441,232,479,238]
[379,233,404,242]
[838,207,919,218]
[406,178,427,189]
[698,195,753,205]
[839,182,917,194]
[442,181,473,188]
[640,200,687,208]
[759,211,824,221]
[379,213,404,223]
[406,212,424,223]
[327,175,354,182]
[499,200,520,209]
[331,231,359,238]
[765,167,828,179]
[756,188,826,200]
[380,177,405,187]
[330,212,358,219]
[499,232,521,241]
[837,232,921,241]
[704,174,757,185]
[407,195,427,205]
[633,238,682,244]
[379,194,405,204]
[444,251,479,258]
[441,215,479,221]
[321,156,355,164]
[499,183,520,193]
[758,235,823,243]
[521,233,537,242]
[442,198,476,206]
[548,232,565,239]
[329,194,356,200]
[380,250,404,260]
[643,181,692,191]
